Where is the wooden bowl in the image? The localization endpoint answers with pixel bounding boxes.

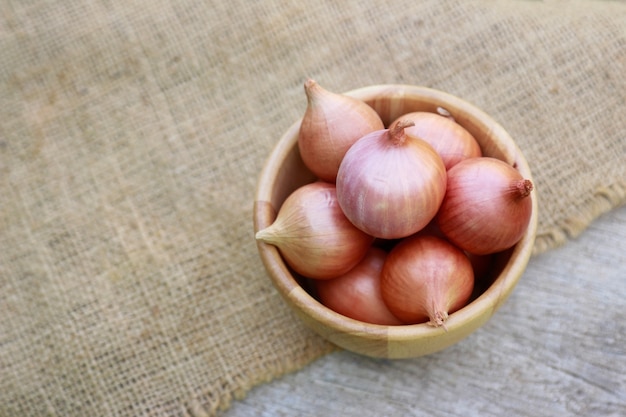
[253,84,538,359]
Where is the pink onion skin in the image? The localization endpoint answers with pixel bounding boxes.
[298,79,384,182]
[390,111,482,170]
[336,121,447,240]
[436,157,534,255]
[316,247,404,326]
[380,234,474,327]
[255,181,374,280]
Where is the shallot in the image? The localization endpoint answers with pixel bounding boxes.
[436,157,533,255]
[380,234,474,328]
[316,247,403,325]
[336,120,447,239]
[255,181,374,279]
[390,111,482,170]
[298,79,384,182]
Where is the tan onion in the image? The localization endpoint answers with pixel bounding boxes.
[380,234,474,328]
[298,79,384,182]
[316,247,403,325]
[255,181,374,280]
[390,111,482,170]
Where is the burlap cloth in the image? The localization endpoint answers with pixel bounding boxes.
[1,0,624,415]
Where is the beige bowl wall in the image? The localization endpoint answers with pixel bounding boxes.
[254,85,538,359]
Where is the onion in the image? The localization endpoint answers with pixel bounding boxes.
[436,157,534,255]
[298,79,384,182]
[380,235,474,328]
[316,247,403,325]
[390,111,482,170]
[336,120,447,239]
[255,181,374,279]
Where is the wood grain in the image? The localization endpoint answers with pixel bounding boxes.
[223,205,626,417]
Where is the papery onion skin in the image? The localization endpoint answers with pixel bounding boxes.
[380,235,474,327]
[298,79,384,182]
[255,181,374,280]
[316,247,403,325]
[436,157,534,255]
[336,120,447,239]
[390,111,482,170]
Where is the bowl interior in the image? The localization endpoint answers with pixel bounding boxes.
[254,84,538,358]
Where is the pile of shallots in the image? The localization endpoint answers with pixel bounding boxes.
[256,79,533,329]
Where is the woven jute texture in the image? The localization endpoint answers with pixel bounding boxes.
[1,0,624,415]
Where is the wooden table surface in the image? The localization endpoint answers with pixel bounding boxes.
[222,205,626,417]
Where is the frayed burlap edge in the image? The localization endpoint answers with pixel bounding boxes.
[188,345,337,416]
[533,181,626,255]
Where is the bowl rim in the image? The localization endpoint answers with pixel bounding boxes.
[253,84,538,356]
